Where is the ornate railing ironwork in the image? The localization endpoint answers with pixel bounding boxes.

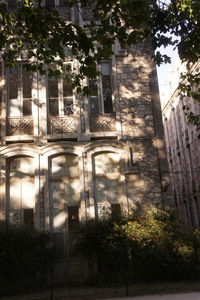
[89,113,116,132]
[48,115,78,134]
[7,117,33,136]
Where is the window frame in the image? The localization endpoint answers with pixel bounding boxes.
[6,62,33,118]
[47,62,75,117]
[88,61,114,114]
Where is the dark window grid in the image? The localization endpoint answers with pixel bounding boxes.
[48,67,74,116]
[8,64,33,117]
[89,63,113,114]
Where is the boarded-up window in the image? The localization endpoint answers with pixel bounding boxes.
[50,154,80,232]
[94,153,121,218]
[9,156,35,226]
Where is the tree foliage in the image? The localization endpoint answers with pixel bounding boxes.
[0,0,200,120]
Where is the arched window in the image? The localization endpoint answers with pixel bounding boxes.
[8,156,35,226]
[93,152,122,219]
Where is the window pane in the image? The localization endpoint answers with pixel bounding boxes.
[23,209,34,227]
[89,97,100,114]
[8,67,18,100]
[9,99,20,116]
[111,203,121,221]
[63,79,73,97]
[48,78,58,98]
[49,98,59,115]
[102,75,113,113]
[101,62,110,76]
[23,67,32,99]
[46,0,55,7]
[89,79,98,96]
[23,99,32,116]
[64,98,73,115]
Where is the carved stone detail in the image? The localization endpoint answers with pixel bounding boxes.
[7,117,33,136]
[48,115,78,134]
[90,113,116,132]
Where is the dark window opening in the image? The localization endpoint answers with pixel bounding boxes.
[68,206,79,231]
[23,99,32,116]
[102,75,113,113]
[63,80,73,97]
[23,209,34,227]
[64,98,73,115]
[111,203,121,221]
[49,99,59,115]
[45,0,55,7]
[23,68,32,99]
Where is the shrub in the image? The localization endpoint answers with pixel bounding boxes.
[77,208,200,284]
[0,222,53,295]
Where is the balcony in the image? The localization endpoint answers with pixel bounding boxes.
[47,115,78,134]
[7,117,33,136]
[89,113,116,132]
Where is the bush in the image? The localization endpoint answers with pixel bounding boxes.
[77,208,200,284]
[0,222,53,295]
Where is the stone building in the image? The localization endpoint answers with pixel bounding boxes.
[161,61,200,228]
[0,2,169,282]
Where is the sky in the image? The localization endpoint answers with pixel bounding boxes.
[156,45,179,94]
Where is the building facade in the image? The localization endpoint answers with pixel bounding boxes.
[161,62,200,228]
[0,3,169,282]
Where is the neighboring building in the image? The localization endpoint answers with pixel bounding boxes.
[161,61,200,228]
[0,2,169,282]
